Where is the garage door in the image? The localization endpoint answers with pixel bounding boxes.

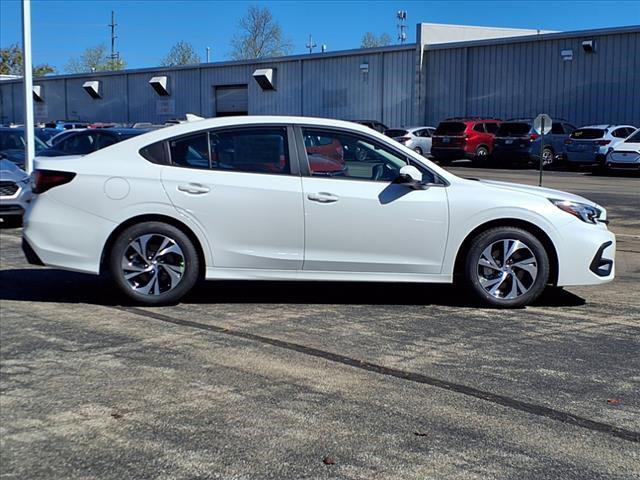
[215,85,248,116]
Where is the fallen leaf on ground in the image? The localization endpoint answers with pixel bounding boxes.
[607,399,621,406]
[322,456,336,465]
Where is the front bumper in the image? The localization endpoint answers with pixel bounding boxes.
[555,221,615,286]
[0,183,32,217]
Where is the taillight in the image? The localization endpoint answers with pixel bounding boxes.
[596,139,611,146]
[529,133,540,141]
[565,139,573,145]
[32,169,76,194]
[397,136,411,143]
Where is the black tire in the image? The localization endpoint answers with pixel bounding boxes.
[472,145,490,166]
[435,156,452,166]
[109,221,200,305]
[464,227,550,308]
[414,147,423,156]
[541,147,555,170]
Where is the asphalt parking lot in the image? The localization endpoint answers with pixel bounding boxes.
[1,165,639,479]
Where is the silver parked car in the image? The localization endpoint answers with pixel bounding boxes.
[384,127,436,156]
[564,124,636,169]
[0,158,32,224]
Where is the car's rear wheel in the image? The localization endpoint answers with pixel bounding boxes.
[414,147,423,156]
[541,147,555,169]
[472,145,490,166]
[464,227,549,308]
[109,222,199,305]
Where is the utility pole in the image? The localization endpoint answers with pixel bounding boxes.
[108,10,120,65]
[306,34,317,54]
[206,46,211,63]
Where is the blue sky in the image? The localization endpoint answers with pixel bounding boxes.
[1,0,639,72]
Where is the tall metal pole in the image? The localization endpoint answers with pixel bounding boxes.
[21,0,35,174]
[206,46,211,63]
[539,117,545,187]
[109,11,117,61]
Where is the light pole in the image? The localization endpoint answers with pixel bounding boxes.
[206,46,211,63]
[21,0,35,174]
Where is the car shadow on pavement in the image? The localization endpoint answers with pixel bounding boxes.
[0,267,586,308]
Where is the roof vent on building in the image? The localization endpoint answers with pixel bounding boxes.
[32,85,44,102]
[82,81,101,99]
[149,76,170,96]
[253,68,276,90]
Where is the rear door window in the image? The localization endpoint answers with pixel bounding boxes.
[551,123,564,134]
[210,127,290,175]
[485,123,500,134]
[473,124,485,133]
[169,133,210,169]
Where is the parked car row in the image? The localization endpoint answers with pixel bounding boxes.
[371,117,638,174]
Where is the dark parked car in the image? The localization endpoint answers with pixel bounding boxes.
[0,127,48,168]
[431,117,502,165]
[34,128,59,144]
[351,120,389,133]
[38,128,149,157]
[493,119,576,168]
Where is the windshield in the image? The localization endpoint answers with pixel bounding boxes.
[496,123,531,137]
[385,129,408,137]
[435,122,465,135]
[571,128,605,140]
[625,130,640,143]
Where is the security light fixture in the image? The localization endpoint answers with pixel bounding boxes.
[32,85,44,102]
[582,40,595,53]
[82,81,101,99]
[253,68,276,90]
[149,76,170,96]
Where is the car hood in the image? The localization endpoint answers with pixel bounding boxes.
[0,159,29,182]
[474,178,599,207]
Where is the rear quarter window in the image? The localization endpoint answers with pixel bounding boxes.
[140,141,169,165]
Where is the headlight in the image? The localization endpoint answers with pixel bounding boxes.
[549,198,603,224]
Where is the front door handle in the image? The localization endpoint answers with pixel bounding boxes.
[177,183,210,195]
[307,192,339,203]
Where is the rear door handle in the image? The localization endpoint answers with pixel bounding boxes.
[177,183,210,195]
[307,192,339,203]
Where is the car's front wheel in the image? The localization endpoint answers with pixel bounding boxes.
[109,222,200,305]
[464,227,549,308]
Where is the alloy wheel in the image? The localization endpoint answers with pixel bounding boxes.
[477,239,538,299]
[542,148,554,166]
[121,234,185,295]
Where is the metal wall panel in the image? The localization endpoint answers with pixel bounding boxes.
[382,49,415,127]
[301,53,383,120]
[127,69,201,123]
[65,75,127,122]
[425,31,640,127]
[248,60,302,115]
[0,82,15,124]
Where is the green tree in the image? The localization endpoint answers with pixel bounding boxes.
[360,32,392,48]
[230,5,292,60]
[0,43,56,76]
[65,44,125,73]
[161,41,201,66]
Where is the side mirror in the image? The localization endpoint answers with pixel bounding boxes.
[393,165,426,190]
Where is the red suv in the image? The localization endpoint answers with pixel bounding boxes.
[431,117,502,165]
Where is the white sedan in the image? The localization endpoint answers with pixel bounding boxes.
[23,116,615,308]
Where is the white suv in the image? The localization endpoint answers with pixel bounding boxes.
[23,116,615,308]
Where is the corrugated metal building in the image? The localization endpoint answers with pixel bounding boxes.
[1,24,638,128]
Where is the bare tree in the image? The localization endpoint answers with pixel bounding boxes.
[161,41,201,66]
[0,43,56,76]
[361,32,392,48]
[230,6,292,60]
[66,44,125,73]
